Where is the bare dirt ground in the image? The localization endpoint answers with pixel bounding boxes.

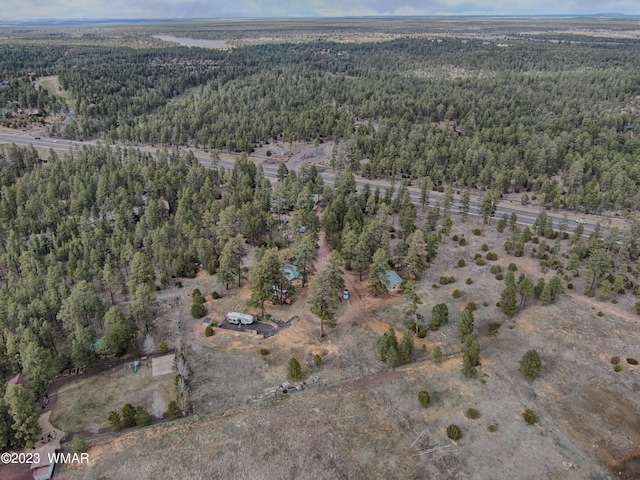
[56,217,640,480]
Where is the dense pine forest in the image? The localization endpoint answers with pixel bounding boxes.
[1,18,640,453]
[3,21,640,211]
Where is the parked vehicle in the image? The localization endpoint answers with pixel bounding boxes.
[576,219,586,224]
[343,289,350,300]
[226,312,255,325]
[273,286,289,298]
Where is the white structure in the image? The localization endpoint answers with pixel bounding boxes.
[226,312,255,325]
[31,445,57,480]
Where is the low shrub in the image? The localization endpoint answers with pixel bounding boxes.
[523,409,538,425]
[597,311,604,317]
[474,253,482,260]
[481,243,489,252]
[168,400,180,420]
[465,278,473,285]
[466,408,479,419]
[614,364,622,372]
[567,283,573,290]
[313,354,322,365]
[495,273,504,281]
[432,346,443,363]
[260,348,270,356]
[486,252,498,261]
[205,326,214,337]
[439,276,451,285]
[417,326,426,338]
[459,238,467,246]
[458,259,466,267]
[508,263,517,271]
[475,258,487,266]
[490,265,502,274]
[452,235,459,241]
[432,284,439,289]
[447,424,463,441]
[211,291,220,300]
[449,276,457,283]
[418,390,431,408]
[473,229,482,236]
[71,434,88,454]
[452,289,462,299]
[192,288,202,298]
[611,356,620,365]
[627,358,639,365]
[487,424,498,433]
[586,289,595,297]
[465,302,477,311]
[175,281,183,288]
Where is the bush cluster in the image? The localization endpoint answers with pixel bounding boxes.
[191,290,207,318]
[108,403,152,431]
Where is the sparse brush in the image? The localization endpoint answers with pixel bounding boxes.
[466,408,479,419]
[418,390,430,408]
[523,409,538,425]
[447,424,462,441]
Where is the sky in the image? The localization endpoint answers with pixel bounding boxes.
[2,0,640,20]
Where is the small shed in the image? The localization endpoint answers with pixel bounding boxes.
[284,264,304,287]
[381,270,403,293]
[202,317,214,327]
[31,445,57,480]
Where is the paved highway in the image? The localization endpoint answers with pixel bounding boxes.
[0,131,607,236]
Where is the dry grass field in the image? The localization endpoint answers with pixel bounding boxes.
[50,362,175,433]
[54,218,640,480]
[34,75,72,104]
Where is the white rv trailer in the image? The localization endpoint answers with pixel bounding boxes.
[226,312,255,325]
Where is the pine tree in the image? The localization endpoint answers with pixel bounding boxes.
[499,283,518,317]
[519,277,535,307]
[369,248,389,296]
[401,330,414,364]
[108,411,121,431]
[5,385,40,448]
[287,357,302,380]
[404,230,428,280]
[431,303,449,331]
[458,308,474,341]
[519,349,543,380]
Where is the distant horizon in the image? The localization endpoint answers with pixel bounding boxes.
[1,13,638,25]
[2,0,640,22]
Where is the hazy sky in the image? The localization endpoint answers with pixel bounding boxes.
[3,0,640,20]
